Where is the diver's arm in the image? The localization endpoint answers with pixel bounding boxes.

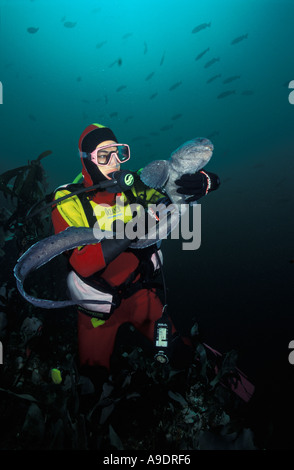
[52,204,135,277]
[52,204,107,276]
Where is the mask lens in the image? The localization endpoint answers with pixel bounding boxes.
[117,145,130,162]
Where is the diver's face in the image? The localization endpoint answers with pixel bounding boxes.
[91,140,121,180]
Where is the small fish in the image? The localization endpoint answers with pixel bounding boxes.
[171,113,182,120]
[160,51,165,66]
[109,59,122,68]
[150,92,158,99]
[231,33,248,45]
[116,85,127,92]
[109,112,118,118]
[217,90,236,99]
[145,72,155,81]
[206,74,221,84]
[204,57,220,68]
[122,32,133,39]
[195,47,210,61]
[76,76,82,82]
[124,116,133,123]
[160,124,173,131]
[64,21,77,28]
[192,22,211,34]
[223,75,241,84]
[169,81,182,91]
[144,42,148,54]
[27,27,39,34]
[96,41,107,49]
[28,114,37,121]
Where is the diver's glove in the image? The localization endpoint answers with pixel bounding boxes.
[175,170,220,202]
[101,236,132,265]
[100,211,151,265]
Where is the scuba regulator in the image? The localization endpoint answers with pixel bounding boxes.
[106,169,135,193]
[25,169,136,220]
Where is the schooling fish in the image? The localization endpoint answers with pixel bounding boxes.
[206,74,222,84]
[145,72,155,81]
[171,113,182,120]
[116,85,127,92]
[204,57,220,68]
[169,81,182,91]
[231,33,248,45]
[160,51,166,66]
[223,75,241,84]
[96,41,107,49]
[122,32,133,39]
[160,124,173,131]
[14,138,213,309]
[192,22,211,34]
[195,47,210,61]
[217,90,236,99]
[64,21,77,28]
[27,27,39,34]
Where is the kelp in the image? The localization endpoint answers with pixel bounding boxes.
[0,150,53,254]
[0,307,258,451]
[0,150,52,203]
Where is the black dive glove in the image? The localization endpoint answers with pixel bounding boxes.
[101,236,132,265]
[101,211,151,265]
[175,170,220,202]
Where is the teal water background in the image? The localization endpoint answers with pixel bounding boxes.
[1,0,294,448]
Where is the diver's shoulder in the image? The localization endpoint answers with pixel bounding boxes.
[53,182,82,199]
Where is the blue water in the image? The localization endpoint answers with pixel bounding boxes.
[1,0,294,448]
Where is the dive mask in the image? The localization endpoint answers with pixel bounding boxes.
[88,143,130,166]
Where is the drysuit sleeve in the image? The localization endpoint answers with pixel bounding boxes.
[51,194,134,278]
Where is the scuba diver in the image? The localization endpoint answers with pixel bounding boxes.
[51,123,220,378]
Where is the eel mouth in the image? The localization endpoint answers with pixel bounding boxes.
[195,138,214,153]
